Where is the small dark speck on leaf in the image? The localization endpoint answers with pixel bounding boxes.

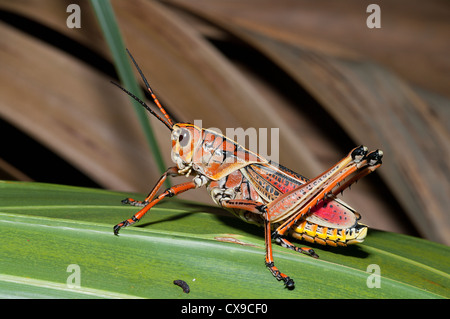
[173,279,190,293]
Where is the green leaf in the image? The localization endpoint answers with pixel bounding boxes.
[0,181,448,298]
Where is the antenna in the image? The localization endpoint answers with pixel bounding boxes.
[110,81,173,131]
[126,49,174,128]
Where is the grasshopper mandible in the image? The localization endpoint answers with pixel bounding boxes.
[111,49,383,289]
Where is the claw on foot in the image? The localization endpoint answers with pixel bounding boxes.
[266,261,295,289]
[284,277,295,290]
[301,247,319,258]
[113,216,138,235]
[113,223,123,236]
[121,198,148,207]
[121,198,132,205]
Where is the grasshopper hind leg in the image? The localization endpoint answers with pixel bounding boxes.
[276,236,319,258]
[220,199,299,289]
[264,218,297,289]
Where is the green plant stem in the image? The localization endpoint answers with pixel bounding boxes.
[89,0,168,185]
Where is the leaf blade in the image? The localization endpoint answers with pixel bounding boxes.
[0,181,448,298]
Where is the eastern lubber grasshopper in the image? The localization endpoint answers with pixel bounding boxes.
[112,49,383,289]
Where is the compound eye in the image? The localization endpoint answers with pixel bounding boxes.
[178,129,190,148]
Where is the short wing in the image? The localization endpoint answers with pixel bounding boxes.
[305,199,360,229]
[241,162,307,202]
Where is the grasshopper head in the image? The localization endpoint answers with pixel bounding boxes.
[171,123,202,173]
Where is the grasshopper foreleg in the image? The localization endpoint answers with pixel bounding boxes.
[114,167,193,235]
[114,180,196,235]
[121,166,179,207]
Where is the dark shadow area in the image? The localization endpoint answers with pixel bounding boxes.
[0,117,101,188]
[298,240,370,259]
[135,212,193,229]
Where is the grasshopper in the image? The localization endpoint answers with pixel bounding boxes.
[112,50,383,289]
